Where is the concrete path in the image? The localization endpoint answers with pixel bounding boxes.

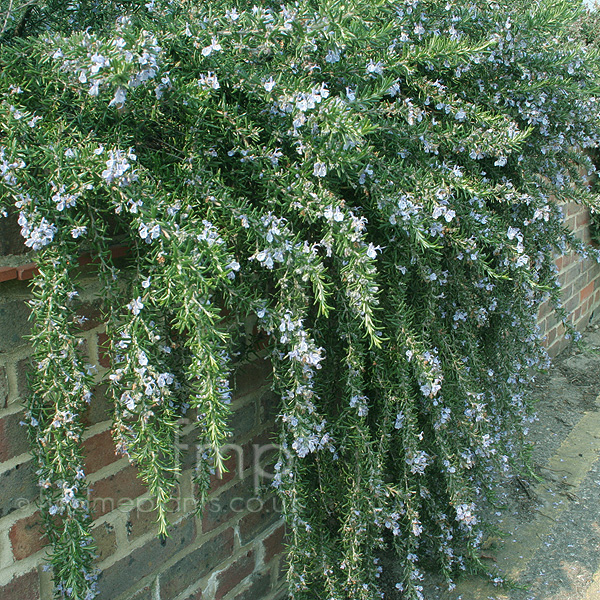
[426,324,600,600]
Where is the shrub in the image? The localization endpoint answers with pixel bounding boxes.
[1,1,599,598]
[573,2,600,245]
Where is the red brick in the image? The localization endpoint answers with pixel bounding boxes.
[92,521,117,562]
[556,256,564,271]
[577,210,590,228]
[159,528,234,599]
[79,244,128,265]
[230,401,257,440]
[276,553,289,585]
[251,444,278,489]
[127,498,159,540]
[83,430,118,474]
[573,272,588,289]
[97,333,111,369]
[126,494,180,540]
[179,428,201,472]
[260,390,279,422]
[560,264,581,286]
[81,384,112,427]
[0,410,29,462]
[0,216,28,256]
[0,301,32,354]
[74,302,103,331]
[558,253,576,271]
[96,517,196,600]
[216,550,255,599]
[545,313,559,331]
[90,465,147,518]
[181,419,259,481]
[565,295,579,315]
[202,477,254,533]
[231,572,271,600]
[208,449,241,493]
[0,365,8,409]
[0,266,17,282]
[16,357,31,399]
[241,429,278,474]
[109,244,129,260]
[586,267,598,285]
[580,281,595,302]
[537,301,551,320]
[263,525,286,565]
[232,359,272,399]
[16,263,39,280]
[238,499,281,545]
[580,298,589,315]
[560,283,573,304]
[9,511,45,560]
[271,585,289,600]
[0,570,40,600]
[0,460,38,518]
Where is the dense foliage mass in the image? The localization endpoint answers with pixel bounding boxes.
[575,4,600,244]
[1,1,599,598]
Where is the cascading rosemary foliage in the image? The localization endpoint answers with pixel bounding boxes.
[1,0,600,598]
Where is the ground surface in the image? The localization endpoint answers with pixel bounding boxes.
[420,321,600,600]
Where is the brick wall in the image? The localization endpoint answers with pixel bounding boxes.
[0,271,287,600]
[538,202,600,357]
[1,200,598,600]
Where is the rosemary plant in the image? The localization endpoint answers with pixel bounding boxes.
[1,0,599,598]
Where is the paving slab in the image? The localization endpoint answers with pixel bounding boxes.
[421,323,600,600]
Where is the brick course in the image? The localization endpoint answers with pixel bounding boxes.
[238,498,281,546]
[263,525,286,566]
[9,511,46,561]
[0,410,29,462]
[215,548,255,599]
[0,365,9,408]
[90,465,148,518]
[0,570,40,600]
[83,429,119,475]
[231,571,272,600]
[538,204,600,357]
[92,521,118,562]
[158,527,233,599]
[95,516,196,600]
[0,460,38,519]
